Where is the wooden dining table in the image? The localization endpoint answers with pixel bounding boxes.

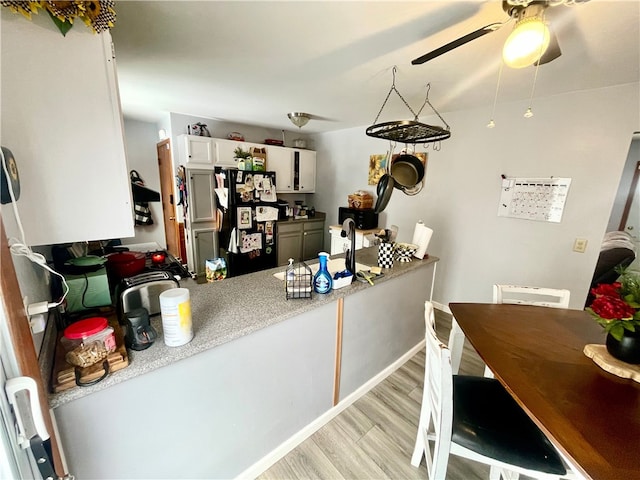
[449,303,640,480]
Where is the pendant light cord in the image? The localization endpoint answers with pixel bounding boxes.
[487,60,505,128]
[525,10,548,118]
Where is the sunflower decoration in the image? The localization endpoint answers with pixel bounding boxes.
[1,1,116,35]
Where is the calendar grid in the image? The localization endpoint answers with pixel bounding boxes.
[498,177,571,223]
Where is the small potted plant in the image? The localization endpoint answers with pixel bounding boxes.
[587,268,640,363]
[233,147,253,171]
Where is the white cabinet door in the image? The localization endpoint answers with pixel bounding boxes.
[268,147,294,192]
[268,147,316,193]
[216,139,264,169]
[297,150,316,192]
[1,19,133,246]
[179,135,215,168]
[214,139,240,168]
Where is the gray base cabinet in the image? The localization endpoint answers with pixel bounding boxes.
[192,227,217,278]
[276,219,325,266]
[302,220,325,260]
[277,222,303,266]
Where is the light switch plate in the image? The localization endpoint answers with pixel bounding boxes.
[573,238,588,253]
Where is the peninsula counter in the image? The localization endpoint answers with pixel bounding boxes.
[50,248,437,479]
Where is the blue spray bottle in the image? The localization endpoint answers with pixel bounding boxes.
[313,252,333,294]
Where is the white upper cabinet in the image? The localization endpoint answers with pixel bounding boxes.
[178,135,216,169]
[215,138,264,168]
[1,15,133,246]
[298,149,316,193]
[267,148,294,191]
[267,147,316,193]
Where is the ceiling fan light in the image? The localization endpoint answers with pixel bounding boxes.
[287,112,311,128]
[502,17,550,68]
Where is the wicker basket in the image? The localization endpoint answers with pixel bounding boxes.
[348,193,373,210]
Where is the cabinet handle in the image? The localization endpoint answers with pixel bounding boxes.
[169,216,175,220]
[304,232,307,236]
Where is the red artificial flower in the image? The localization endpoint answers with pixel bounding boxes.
[590,282,622,299]
[589,295,635,322]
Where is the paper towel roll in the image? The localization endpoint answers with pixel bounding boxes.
[412,221,433,259]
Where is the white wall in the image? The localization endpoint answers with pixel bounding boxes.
[312,83,640,309]
[122,118,166,247]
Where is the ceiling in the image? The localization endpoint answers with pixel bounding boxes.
[111,1,640,134]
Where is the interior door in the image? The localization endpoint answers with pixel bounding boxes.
[157,139,180,257]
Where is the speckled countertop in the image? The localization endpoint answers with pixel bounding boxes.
[47,247,438,408]
[277,211,326,224]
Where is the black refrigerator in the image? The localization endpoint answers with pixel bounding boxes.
[215,168,279,277]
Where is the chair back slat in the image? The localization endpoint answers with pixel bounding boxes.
[493,284,570,309]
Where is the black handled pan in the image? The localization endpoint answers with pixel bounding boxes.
[374,173,395,213]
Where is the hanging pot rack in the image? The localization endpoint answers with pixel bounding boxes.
[366,67,451,144]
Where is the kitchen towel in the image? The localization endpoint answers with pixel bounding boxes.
[228,228,239,254]
[412,221,433,259]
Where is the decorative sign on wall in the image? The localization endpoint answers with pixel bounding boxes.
[498,177,572,223]
[368,151,427,185]
[368,154,389,185]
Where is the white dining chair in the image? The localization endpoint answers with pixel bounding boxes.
[448,285,572,377]
[482,285,571,379]
[493,284,571,308]
[411,301,568,480]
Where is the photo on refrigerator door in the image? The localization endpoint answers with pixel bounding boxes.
[237,207,252,229]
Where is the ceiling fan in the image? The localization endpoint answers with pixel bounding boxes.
[411,0,588,69]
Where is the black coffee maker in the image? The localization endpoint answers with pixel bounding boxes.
[124,308,157,351]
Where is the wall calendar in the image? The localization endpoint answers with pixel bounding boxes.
[498,177,572,223]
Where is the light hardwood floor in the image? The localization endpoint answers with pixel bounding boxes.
[257,310,490,480]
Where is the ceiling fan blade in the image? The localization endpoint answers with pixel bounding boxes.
[535,26,561,65]
[411,22,504,65]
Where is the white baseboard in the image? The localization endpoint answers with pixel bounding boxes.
[432,301,451,315]
[236,339,426,479]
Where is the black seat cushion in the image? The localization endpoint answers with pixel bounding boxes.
[452,376,566,475]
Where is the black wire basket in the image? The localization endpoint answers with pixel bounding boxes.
[285,261,313,300]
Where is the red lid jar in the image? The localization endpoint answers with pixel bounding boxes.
[62,317,116,368]
[64,317,109,340]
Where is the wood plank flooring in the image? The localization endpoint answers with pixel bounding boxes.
[257,310,490,480]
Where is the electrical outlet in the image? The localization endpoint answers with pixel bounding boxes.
[573,238,588,253]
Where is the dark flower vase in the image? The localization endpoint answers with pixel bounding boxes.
[606,330,640,364]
